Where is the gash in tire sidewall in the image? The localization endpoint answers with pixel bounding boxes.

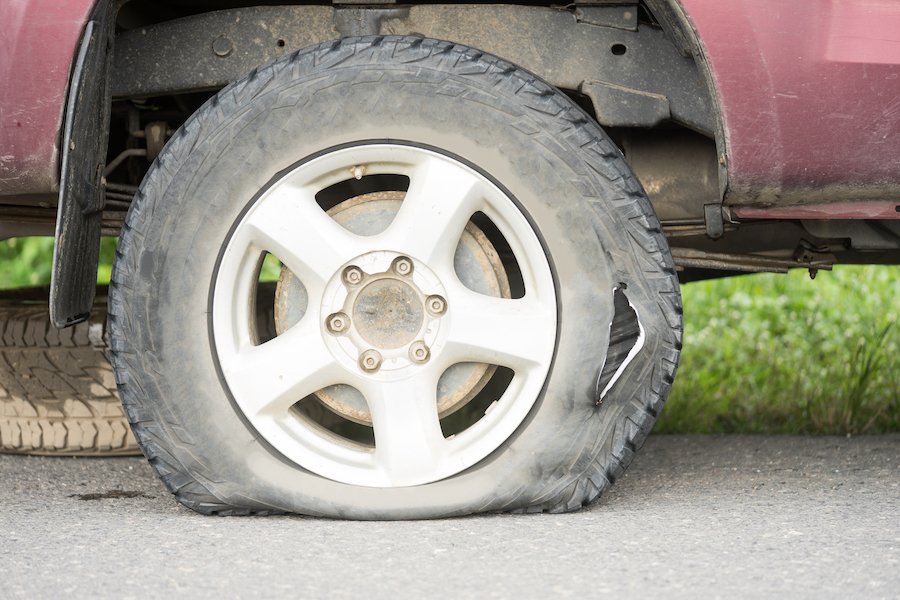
[112,37,681,518]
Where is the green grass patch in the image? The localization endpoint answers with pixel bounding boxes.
[0,237,55,288]
[659,265,899,434]
[2,237,898,434]
[0,236,118,288]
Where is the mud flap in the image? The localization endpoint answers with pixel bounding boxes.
[50,1,114,328]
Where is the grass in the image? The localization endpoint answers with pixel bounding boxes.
[0,236,118,288]
[0,236,55,288]
[659,266,899,434]
[1,237,898,434]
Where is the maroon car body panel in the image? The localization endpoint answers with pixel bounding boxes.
[0,0,95,196]
[732,200,900,220]
[2,0,899,217]
[679,0,900,208]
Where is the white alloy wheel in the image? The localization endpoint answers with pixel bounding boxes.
[212,144,557,487]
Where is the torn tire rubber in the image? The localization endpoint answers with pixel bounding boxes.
[109,37,682,518]
[0,287,139,456]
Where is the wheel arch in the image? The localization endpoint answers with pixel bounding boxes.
[109,1,727,226]
[111,3,721,137]
[53,1,727,326]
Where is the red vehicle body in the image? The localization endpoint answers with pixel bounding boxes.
[4,0,899,215]
[683,0,900,212]
[0,1,898,518]
[0,0,94,199]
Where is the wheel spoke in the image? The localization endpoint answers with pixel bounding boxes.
[442,288,555,372]
[221,317,344,419]
[380,156,485,268]
[243,183,366,292]
[361,372,447,485]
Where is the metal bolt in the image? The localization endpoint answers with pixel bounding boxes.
[392,257,413,276]
[342,266,364,286]
[211,35,234,58]
[426,295,447,316]
[326,312,350,334]
[359,349,383,373]
[409,341,430,364]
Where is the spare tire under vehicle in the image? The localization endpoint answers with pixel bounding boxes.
[109,37,682,517]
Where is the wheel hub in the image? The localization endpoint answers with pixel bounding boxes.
[274,193,510,425]
[321,251,448,376]
[352,278,424,350]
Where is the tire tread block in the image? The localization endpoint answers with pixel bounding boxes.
[0,299,139,456]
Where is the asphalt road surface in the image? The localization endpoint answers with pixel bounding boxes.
[1,434,897,599]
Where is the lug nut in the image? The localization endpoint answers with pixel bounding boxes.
[342,266,364,286]
[326,312,350,334]
[392,257,413,276]
[359,349,383,373]
[426,295,447,316]
[409,341,430,364]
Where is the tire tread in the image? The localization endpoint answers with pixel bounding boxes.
[0,299,139,455]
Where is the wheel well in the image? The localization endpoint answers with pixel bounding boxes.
[43,2,897,325]
[106,1,721,224]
